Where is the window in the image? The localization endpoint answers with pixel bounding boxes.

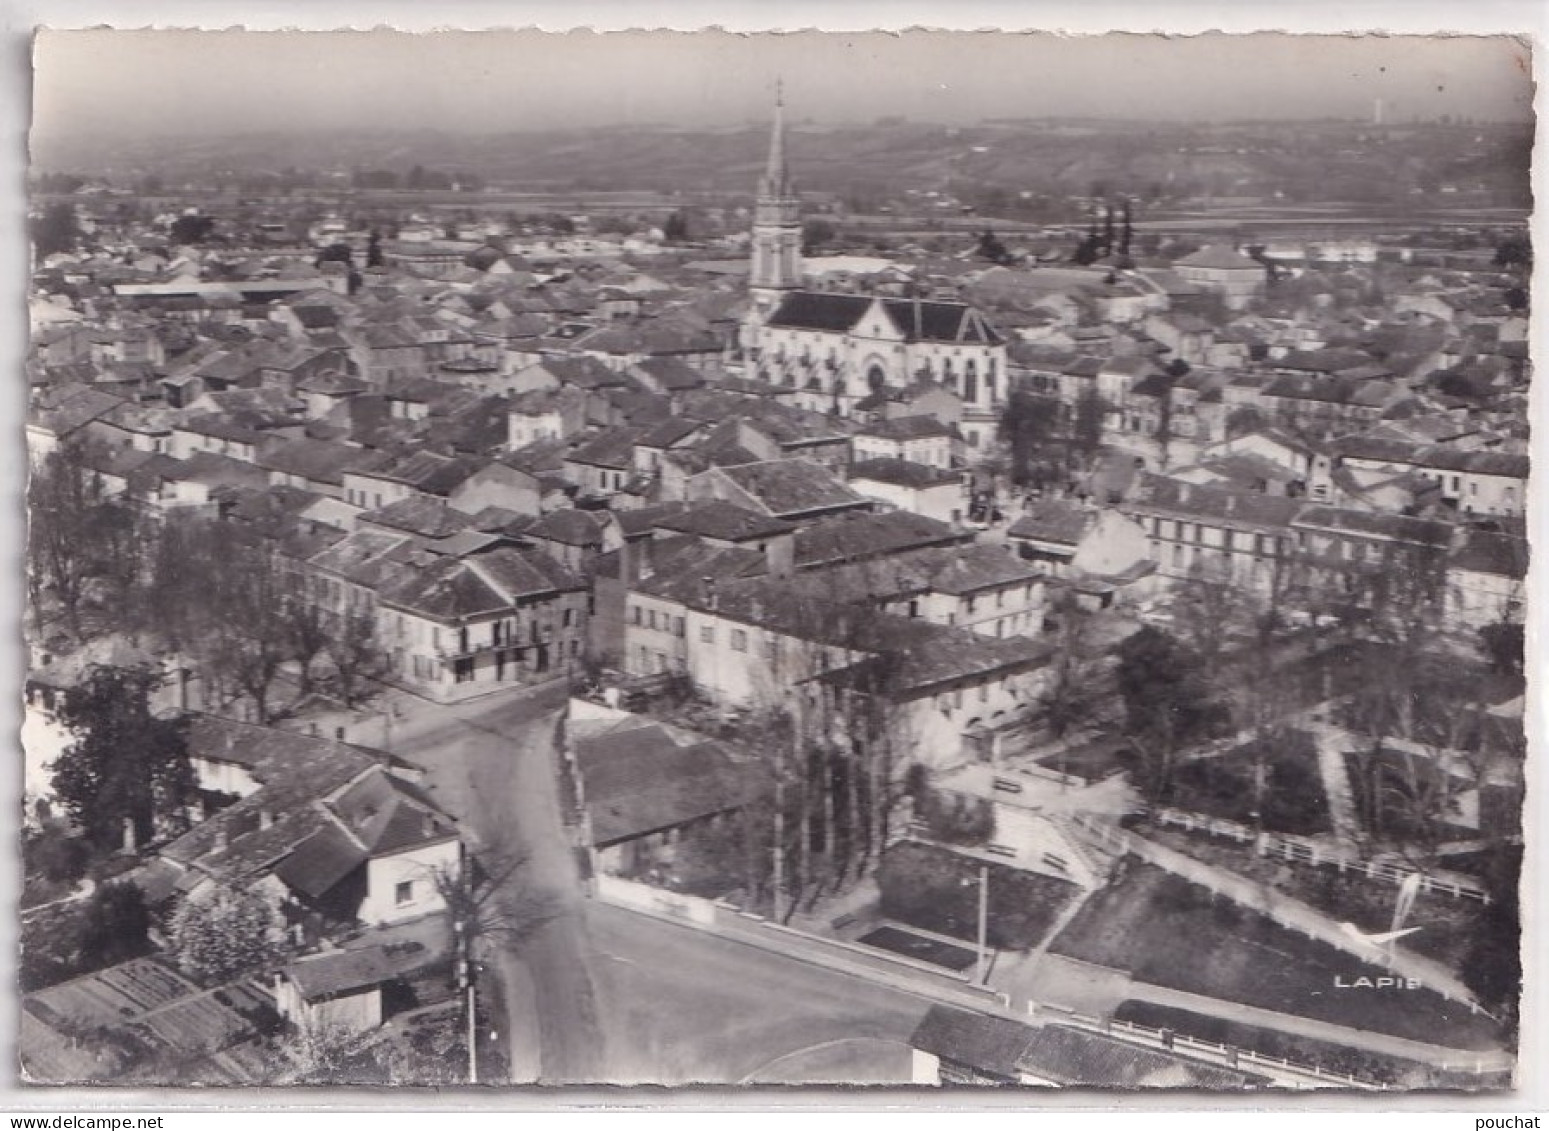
[632,605,642,625]
[700,625,715,644]
[395,881,414,907]
[453,657,476,683]
[731,629,748,652]
[674,616,686,638]
[648,610,659,630]
[562,608,574,628]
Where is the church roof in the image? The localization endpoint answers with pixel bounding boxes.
[764,292,1001,345]
[765,291,873,333]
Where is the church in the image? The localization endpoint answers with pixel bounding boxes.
[740,89,1007,432]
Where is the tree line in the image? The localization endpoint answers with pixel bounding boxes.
[28,441,390,725]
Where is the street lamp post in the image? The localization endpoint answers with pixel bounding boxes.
[959,863,991,985]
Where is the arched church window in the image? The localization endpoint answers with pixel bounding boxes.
[867,365,886,392]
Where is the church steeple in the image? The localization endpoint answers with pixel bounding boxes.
[759,78,791,199]
[749,79,802,314]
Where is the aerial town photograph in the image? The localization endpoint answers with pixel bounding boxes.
[17,28,1533,1092]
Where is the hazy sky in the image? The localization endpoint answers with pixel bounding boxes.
[31,29,1534,141]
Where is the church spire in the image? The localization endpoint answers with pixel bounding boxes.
[748,77,802,311]
[760,78,790,198]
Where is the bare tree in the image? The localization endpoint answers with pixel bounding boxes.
[326,611,392,707]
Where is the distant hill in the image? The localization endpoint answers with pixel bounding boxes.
[29,119,1533,212]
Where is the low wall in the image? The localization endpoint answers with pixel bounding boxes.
[594,873,718,926]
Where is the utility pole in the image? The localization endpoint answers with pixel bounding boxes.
[455,918,477,1084]
[975,864,990,985]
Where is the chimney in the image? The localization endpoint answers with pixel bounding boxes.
[260,808,274,831]
[1179,484,1192,505]
[214,824,229,851]
[703,576,718,611]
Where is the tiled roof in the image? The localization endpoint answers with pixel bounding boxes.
[1125,474,1304,531]
[712,459,869,519]
[654,500,796,543]
[1008,500,1097,548]
[1291,505,1455,548]
[859,414,956,441]
[1176,245,1263,271]
[848,457,962,490]
[359,495,479,540]
[574,722,751,846]
[1020,1025,1256,1088]
[1450,529,1528,579]
[909,1004,1040,1079]
[566,425,643,471]
[329,771,456,856]
[526,507,608,547]
[255,437,363,485]
[795,510,968,569]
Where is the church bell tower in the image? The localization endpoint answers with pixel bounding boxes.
[749,81,803,318]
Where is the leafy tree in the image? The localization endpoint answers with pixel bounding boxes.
[52,667,196,852]
[25,822,91,887]
[169,882,285,985]
[1461,844,1522,1029]
[78,882,152,970]
[32,201,81,258]
[1115,626,1229,801]
[1226,405,1267,438]
[282,593,332,698]
[976,229,1012,265]
[27,442,104,640]
[315,242,353,269]
[996,391,1061,485]
[1479,621,1524,678]
[916,788,995,846]
[1073,386,1107,457]
[1493,235,1531,269]
[168,213,216,246]
[662,210,690,242]
[1039,595,1103,741]
[801,218,837,255]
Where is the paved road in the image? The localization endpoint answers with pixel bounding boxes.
[586,901,931,1085]
[385,683,930,1085]
[380,682,608,1083]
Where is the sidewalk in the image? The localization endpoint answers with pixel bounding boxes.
[1121,980,1516,1073]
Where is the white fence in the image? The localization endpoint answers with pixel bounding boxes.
[1070,814,1491,1021]
[1145,806,1491,903]
[1031,1003,1380,1090]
